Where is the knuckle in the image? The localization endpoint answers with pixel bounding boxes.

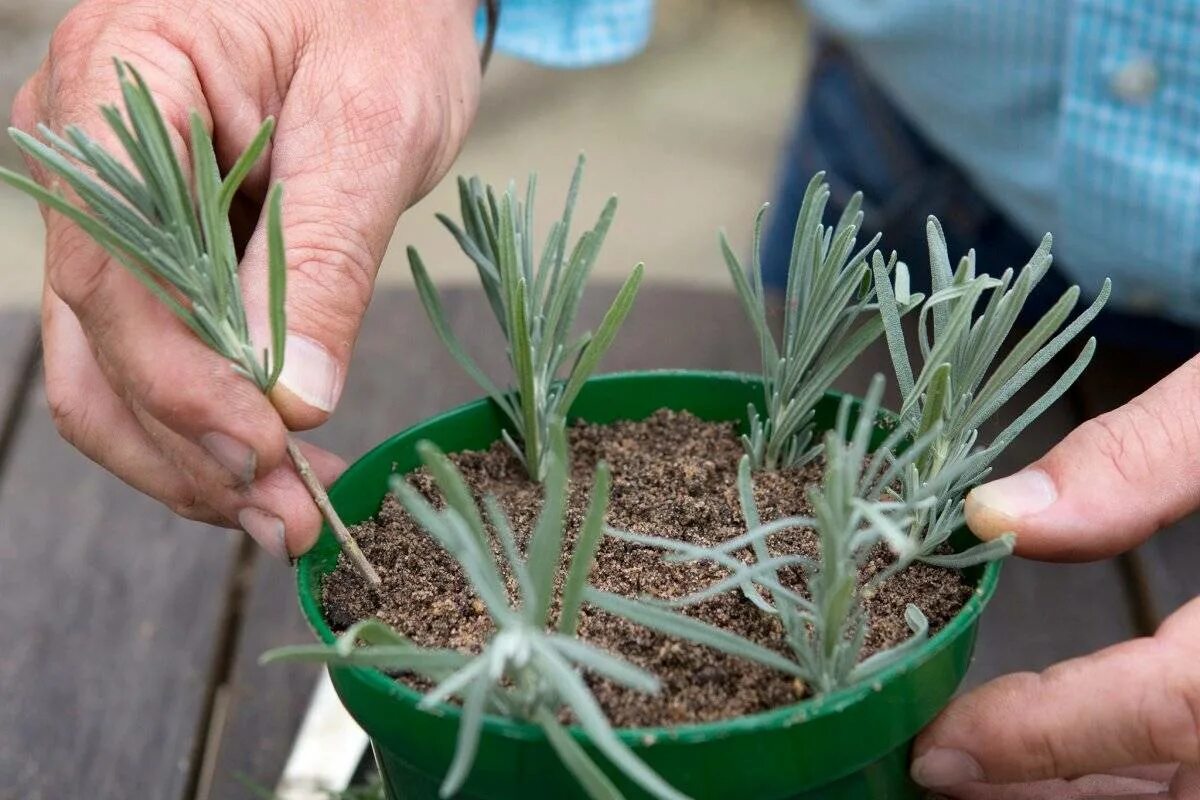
[1156,642,1200,763]
[1185,677,1200,764]
[44,377,89,446]
[45,3,198,133]
[1073,412,1148,488]
[133,355,227,430]
[46,239,110,313]
[160,466,228,524]
[134,364,189,423]
[49,3,110,63]
[288,224,375,335]
[165,488,213,522]
[343,81,423,156]
[308,55,451,190]
[1003,673,1066,775]
[131,348,268,443]
[11,80,39,134]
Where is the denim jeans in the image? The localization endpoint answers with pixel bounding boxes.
[761,43,1199,363]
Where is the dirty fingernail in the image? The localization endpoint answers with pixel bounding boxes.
[276,334,342,412]
[911,748,984,788]
[201,431,256,484]
[238,507,288,560]
[967,469,1056,522]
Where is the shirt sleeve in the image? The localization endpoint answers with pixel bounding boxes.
[479,0,656,68]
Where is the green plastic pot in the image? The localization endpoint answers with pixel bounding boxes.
[296,370,1001,800]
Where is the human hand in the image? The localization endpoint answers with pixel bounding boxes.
[14,0,481,558]
[912,356,1200,798]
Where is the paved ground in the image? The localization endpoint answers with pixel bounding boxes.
[0,0,808,308]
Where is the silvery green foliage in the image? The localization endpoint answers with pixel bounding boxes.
[0,60,287,392]
[263,431,689,800]
[722,173,921,471]
[600,376,933,695]
[408,156,644,482]
[873,218,1111,568]
[0,59,383,587]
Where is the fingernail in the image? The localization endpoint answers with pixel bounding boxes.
[276,334,342,412]
[967,468,1057,520]
[238,507,288,560]
[200,432,256,484]
[911,748,984,788]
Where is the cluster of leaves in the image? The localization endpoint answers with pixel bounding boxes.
[0,60,286,391]
[409,157,644,482]
[872,219,1111,568]
[265,430,689,800]
[729,172,1110,569]
[604,376,932,694]
[0,59,380,586]
[723,173,920,471]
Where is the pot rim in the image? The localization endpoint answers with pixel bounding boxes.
[296,369,1001,745]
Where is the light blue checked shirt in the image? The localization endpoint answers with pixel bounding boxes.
[487,1,1200,327]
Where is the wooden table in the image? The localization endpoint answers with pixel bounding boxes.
[0,286,1194,800]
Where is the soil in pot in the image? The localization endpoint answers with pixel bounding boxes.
[321,409,972,729]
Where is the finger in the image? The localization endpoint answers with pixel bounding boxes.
[1111,765,1185,784]
[1067,773,1171,797]
[128,403,346,558]
[26,50,289,485]
[41,287,223,526]
[911,598,1200,790]
[939,773,1170,800]
[136,411,347,558]
[1169,764,1200,798]
[51,220,288,483]
[240,439,347,557]
[239,1,481,429]
[965,354,1200,560]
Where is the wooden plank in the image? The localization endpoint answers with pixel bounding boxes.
[838,326,1139,690]
[1070,348,1198,625]
[203,286,762,795]
[0,310,39,465]
[0,369,243,799]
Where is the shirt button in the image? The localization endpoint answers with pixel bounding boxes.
[1110,58,1159,102]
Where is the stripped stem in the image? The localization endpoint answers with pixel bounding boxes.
[286,435,380,588]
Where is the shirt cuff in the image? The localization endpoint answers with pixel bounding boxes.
[478,0,655,68]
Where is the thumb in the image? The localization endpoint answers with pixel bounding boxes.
[240,6,480,429]
[965,354,1200,560]
[911,598,1200,790]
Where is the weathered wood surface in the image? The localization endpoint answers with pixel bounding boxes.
[0,314,243,799]
[3,289,1194,800]
[0,310,39,467]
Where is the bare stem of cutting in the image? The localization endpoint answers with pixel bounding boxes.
[287,436,380,589]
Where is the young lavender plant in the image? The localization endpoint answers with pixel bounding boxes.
[0,60,379,586]
[265,429,690,800]
[872,219,1112,568]
[599,376,935,695]
[408,157,644,482]
[723,173,921,471]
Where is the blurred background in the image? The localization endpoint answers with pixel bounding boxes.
[0,0,809,308]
